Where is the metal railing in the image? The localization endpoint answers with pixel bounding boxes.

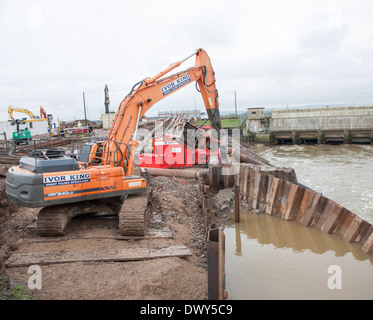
[270,125,373,132]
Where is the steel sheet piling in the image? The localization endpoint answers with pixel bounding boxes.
[234,185,240,222]
[207,226,226,300]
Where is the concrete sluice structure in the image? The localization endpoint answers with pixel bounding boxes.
[246,106,373,145]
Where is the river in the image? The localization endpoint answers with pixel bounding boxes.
[225,144,373,300]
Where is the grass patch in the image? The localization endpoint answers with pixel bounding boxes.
[0,275,36,300]
[195,118,240,128]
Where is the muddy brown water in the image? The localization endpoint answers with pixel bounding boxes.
[225,144,373,300]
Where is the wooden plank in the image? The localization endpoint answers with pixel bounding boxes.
[6,245,192,268]
[264,175,274,208]
[343,216,367,243]
[252,173,264,210]
[312,198,336,229]
[22,227,174,243]
[295,188,314,223]
[282,184,305,221]
[218,229,225,300]
[238,165,244,198]
[333,209,356,236]
[362,231,373,254]
[278,181,292,219]
[300,194,327,227]
[321,204,346,234]
[272,179,287,217]
[259,173,270,210]
[245,167,251,201]
[277,181,292,218]
[358,224,373,244]
[248,169,257,204]
[242,166,249,201]
[265,177,280,215]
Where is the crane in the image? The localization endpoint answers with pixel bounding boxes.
[6,48,222,236]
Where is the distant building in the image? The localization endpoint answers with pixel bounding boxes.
[245,105,373,145]
[246,107,270,133]
[158,109,201,118]
[101,112,116,130]
[271,106,373,131]
[0,118,49,140]
[247,107,264,120]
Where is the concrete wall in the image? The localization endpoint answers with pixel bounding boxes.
[246,107,271,133]
[247,107,265,120]
[101,113,115,130]
[246,119,263,133]
[271,106,373,131]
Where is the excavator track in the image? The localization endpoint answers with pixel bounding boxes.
[37,204,75,236]
[36,198,122,236]
[36,193,150,237]
[118,191,150,236]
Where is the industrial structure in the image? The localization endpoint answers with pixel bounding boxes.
[246,105,373,145]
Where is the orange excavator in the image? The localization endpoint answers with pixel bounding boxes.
[40,106,47,119]
[6,48,222,236]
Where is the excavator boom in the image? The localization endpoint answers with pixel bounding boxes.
[8,106,36,120]
[40,106,47,119]
[100,48,221,170]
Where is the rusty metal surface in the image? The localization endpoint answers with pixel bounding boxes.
[145,167,209,179]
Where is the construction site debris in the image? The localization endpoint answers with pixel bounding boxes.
[0,169,214,299]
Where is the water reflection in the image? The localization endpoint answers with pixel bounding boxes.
[225,212,373,300]
[224,144,373,299]
[229,212,373,264]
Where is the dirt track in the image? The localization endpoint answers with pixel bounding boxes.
[0,166,223,300]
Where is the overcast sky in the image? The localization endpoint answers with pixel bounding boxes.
[1,0,373,121]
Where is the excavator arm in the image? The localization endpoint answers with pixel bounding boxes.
[40,106,47,119]
[95,48,222,171]
[8,106,36,120]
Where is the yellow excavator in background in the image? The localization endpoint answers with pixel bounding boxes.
[8,106,38,120]
[7,106,38,145]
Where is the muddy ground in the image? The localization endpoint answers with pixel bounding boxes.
[0,162,233,300]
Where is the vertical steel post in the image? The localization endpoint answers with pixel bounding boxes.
[83,92,88,127]
[207,226,226,300]
[234,185,240,222]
